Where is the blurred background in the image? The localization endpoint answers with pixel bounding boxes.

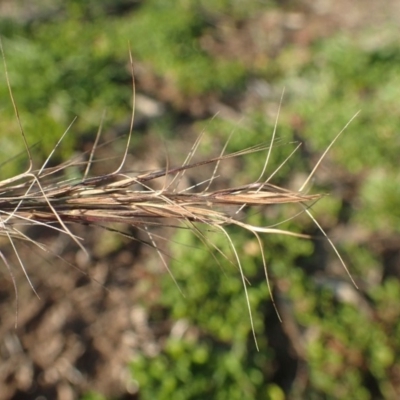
[1,1,400,399]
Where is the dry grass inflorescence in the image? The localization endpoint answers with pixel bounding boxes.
[0,44,358,348]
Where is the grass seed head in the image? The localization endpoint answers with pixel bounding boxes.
[0,43,358,345]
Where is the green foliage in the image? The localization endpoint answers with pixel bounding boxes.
[0,15,131,176]
[81,392,107,400]
[357,170,400,233]
[278,34,400,173]
[123,0,248,95]
[303,289,395,399]
[132,335,283,400]
[131,221,307,399]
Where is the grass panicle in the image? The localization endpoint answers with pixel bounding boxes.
[0,43,358,346]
